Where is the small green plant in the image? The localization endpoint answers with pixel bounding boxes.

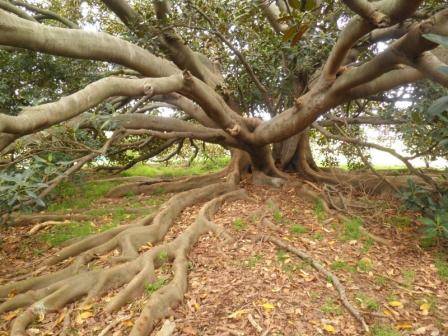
[276,249,289,263]
[321,299,342,315]
[40,221,95,246]
[435,258,448,281]
[157,250,169,262]
[233,218,247,230]
[357,257,373,272]
[312,232,324,241]
[371,324,400,336]
[290,224,308,235]
[402,269,416,287]
[330,260,356,273]
[361,237,374,253]
[388,215,412,228]
[341,217,363,241]
[245,254,263,268]
[356,293,380,311]
[273,209,283,223]
[145,277,167,294]
[314,198,326,221]
[374,275,388,286]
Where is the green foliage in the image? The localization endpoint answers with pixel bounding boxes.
[321,299,342,315]
[401,179,448,245]
[435,258,448,281]
[371,325,400,336]
[290,224,308,235]
[121,157,229,178]
[355,293,379,311]
[39,221,95,247]
[233,218,247,230]
[244,254,263,268]
[273,209,283,223]
[48,180,116,211]
[314,198,326,221]
[357,257,373,272]
[145,277,167,294]
[276,249,289,263]
[341,217,363,241]
[157,251,169,263]
[0,155,72,215]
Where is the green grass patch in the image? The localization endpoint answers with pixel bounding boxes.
[48,180,116,211]
[233,218,247,231]
[314,198,326,221]
[321,299,342,315]
[371,324,400,336]
[330,260,355,273]
[273,209,283,223]
[388,215,412,228]
[356,293,380,311]
[121,157,230,178]
[341,217,363,241]
[435,258,448,281]
[290,224,308,235]
[357,257,373,272]
[244,254,263,268]
[39,221,95,246]
[145,277,167,294]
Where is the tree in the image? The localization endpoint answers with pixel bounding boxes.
[0,0,447,335]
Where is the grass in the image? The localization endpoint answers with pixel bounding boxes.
[321,299,342,315]
[290,224,308,235]
[314,198,326,221]
[371,324,400,336]
[244,254,263,268]
[330,260,354,272]
[121,157,230,178]
[356,293,380,311]
[48,180,117,211]
[276,249,289,263]
[341,217,363,241]
[357,257,373,272]
[157,250,169,262]
[435,258,448,281]
[39,221,96,247]
[402,269,416,287]
[145,277,167,294]
[388,215,412,228]
[273,209,283,223]
[233,218,247,231]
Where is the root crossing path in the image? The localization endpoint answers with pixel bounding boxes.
[1,181,447,336]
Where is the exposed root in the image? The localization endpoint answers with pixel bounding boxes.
[106,170,227,198]
[0,179,246,336]
[255,235,370,333]
[7,213,90,226]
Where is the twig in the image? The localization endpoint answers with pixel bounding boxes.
[98,315,131,336]
[255,234,370,333]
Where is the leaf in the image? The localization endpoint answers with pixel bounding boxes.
[2,310,18,321]
[227,309,249,319]
[395,322,413,330]
[305,0,316,11]
[76,311,93,323]
[423,33,448,48]
[420,302,431,315]
[288,0,301,9]
[291,24,309,46]
[323,324,336,333]
[282,26,297,42]
[428,96,448,117]
[259,302,275,311]
[388,300,403,308]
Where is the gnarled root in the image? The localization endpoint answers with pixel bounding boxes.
[0,180,246,336]
[106,170,227,198]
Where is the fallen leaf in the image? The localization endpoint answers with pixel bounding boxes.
[388,300,403,308]
[259,302,275,311]
[420,303,430,315]
[323,324,336,333]
[76,311,93,324]
[2,310,18,321]
[228,309,249,319]
[395,322,412,330]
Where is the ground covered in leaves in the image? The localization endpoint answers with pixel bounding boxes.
[1,175,447,336]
